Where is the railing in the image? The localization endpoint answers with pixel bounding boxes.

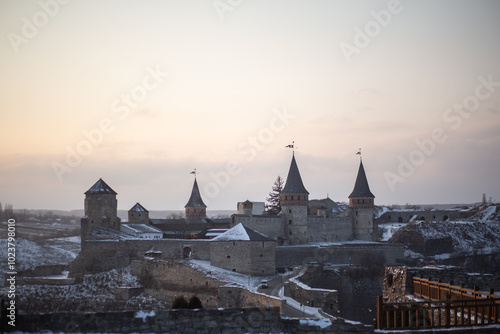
[376,277,500,330]
[413,276,497,301]
[377,297,500,329]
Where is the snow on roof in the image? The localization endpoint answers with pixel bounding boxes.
[84,178,117,195]
[129,202,148,212]
[211,223,272,242]
[122,223,162,234]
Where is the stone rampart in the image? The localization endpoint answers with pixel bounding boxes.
[13,307,374,333]
[284,269,338,315]
[139,258,223,308]
[218,285,283,310]
[307,216,352,242]
[69,239,210,275]
[275,243,404,269]
[376,209,473,224]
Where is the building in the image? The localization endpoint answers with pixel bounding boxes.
[128,203,150,224]
[209,223,276,276]
[231,154,376,244]
[80,178,121,243]
[80,153,377,247]
[120,223,163,239]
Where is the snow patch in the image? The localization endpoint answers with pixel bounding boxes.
[300,318,332,329]
[480,205,497,222]
[135,310,155,321]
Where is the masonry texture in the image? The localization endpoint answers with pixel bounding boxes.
[12,307,377,333]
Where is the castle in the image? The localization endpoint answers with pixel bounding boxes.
[231,153,377,245]
[80,153,376,245]
[74,153,391,276]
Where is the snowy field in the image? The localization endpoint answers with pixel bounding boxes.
[0,235,81,278]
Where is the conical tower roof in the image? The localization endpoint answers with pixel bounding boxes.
[282,154,309,194]
[349,160,374,198]
[84,178,117,195]
[185,179,207,208]
[129,202,148,212]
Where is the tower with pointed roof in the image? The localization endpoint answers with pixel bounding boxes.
[81,178,120,242]
[280,153,309,244]
[128,202,150,224]
[349,160,376,241]
[185,178,207,219]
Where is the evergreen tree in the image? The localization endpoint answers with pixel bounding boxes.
[0,202,3,222]
[265,176,283,215]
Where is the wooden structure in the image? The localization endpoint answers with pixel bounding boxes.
[377,277,500,330]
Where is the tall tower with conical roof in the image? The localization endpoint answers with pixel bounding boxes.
[349,160,376,240]
[185,178,207,219]
[81,178,120,242]
[280,153,309,244]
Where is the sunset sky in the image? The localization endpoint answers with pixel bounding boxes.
[1,0,499,212]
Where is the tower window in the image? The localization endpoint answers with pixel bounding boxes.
[289,220,292,225]
[356,211,358,216]
[288,210,291,213]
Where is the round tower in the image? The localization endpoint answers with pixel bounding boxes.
[280,153,309,245]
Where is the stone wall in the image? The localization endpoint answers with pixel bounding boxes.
[12,307,374,333]
[210,240,275,276]
[275,243,404,269]
[295,264,384,324]
[138,258,224,308]
[231,214,284,241]
[69,239,210,275]
[376,209,473,224]
[284,269,338,315]
[307,216,352,242]
[218,285,283,309]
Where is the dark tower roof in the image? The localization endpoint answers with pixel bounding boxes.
[84,178,117,195]
[349,160,375,198]
[282,154,309,195]
[129,202,148,212]
[185,179,207,208]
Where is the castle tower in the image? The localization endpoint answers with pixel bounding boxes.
[240,200,253,215]
[280,153,309,244]
[128,202,149,224]
[184,178,207,219]
[349,160,376,241]
[81,178,120,242]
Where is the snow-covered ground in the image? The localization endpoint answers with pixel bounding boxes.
[189,260,274,292]
[0,236,81,279]
[378,222,409,241]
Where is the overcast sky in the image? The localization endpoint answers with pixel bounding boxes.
[1,0,499,211]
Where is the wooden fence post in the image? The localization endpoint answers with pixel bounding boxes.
[377,296,383,329]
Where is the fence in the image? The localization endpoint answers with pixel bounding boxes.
[377,277,500,330]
